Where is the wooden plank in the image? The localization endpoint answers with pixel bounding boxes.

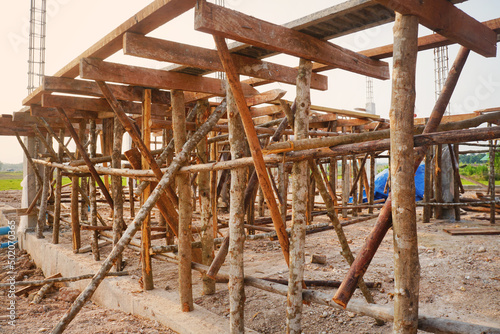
[443,228,500,235]
[43,76,171,104]
[123,32,328,91]
[80,58,259,97]
[248,18,500,87]
[41,94,168,116]
[414,113,477,126]
[375,0,497,57]
[195,1,390,80]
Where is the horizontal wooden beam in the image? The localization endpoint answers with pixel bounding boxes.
[123,32,328,91]
[375,0,497,57]
[22,0,196,106]
[194,1,390,80]
[43,76,171,104]
[41,94,169,117]
[80,58,259,97]
[30,105,100,119]
[247,18,500,87]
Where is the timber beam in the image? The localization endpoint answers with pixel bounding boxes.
[194,1,390,80]
[123,32,328,91]
[375,0,497,57]
[80,58,259,97]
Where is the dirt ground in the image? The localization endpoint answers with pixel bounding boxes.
[1,189,499,333]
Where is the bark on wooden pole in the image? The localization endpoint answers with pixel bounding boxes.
[112,114,125,272]
[369,154,376,214]
[333,46,471,310]
[423,145,433,223]
[51,90,228,334]
[227,84,248,333]
[197,99,215,295]
[214,36,291,266]
[388,13,420,334]
[173,89,193,312]
[71,174,80,252]
[89,119,100,261]
[434,145,443,218]
[489,128,496,225]
[287,58,312,334]
[141,89,154,289]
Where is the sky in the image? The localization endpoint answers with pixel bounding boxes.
[0,0,499,163]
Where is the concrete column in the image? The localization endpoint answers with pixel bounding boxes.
[19,136,37,242]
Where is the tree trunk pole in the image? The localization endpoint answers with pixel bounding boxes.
[369,154,376,214]
[89,119,100,261]
[52,129,64,244]
[227,83,248,334]
[423,145,433,223]
[388,13,420,334]
[71,175,80,252]
[286,58,312,334]
[173,89,194,312]
[197,99,216,295]
[141,89,154,290]
[434,145,443,218]
[333,41,470,310]
[112,115,125,272]
[489,127,496,225]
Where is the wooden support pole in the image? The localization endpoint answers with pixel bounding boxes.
[287,58,312,334]
[214,36,290,266]
[89,119,100,261]
[341,154,349,218]
[71,175,80,252]
[197,99,215,295]
[333,46,471,311]
[112,114,125,272]
[423,146,433,223]
[129,177,135,218]
[434,144,443,218]
[369,154,376,214]
[51,88,229,334]
[53,129,64,244]
[490,129,496,225]
[173,89,193,312]
[351,156,359,217]
[141,89,154,289]
[227,84,248,333]
[56,107,114,209]
[387,13,420,334]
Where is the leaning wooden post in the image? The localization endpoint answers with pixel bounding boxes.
[197,99,215,295]
[387,13,420,334]
[112,114,125,271]
[332,44,471,317]
[489,127,496,225]
[52,129,64,244]
[173,89,193,312]
[78,120,89,223]
[141,89,154,289]
[213,36,291,266]
[287,58,312,334]
[37,134,53,239]
[51,97,228,334]
[227,83,248,333]
[89,119,100,261]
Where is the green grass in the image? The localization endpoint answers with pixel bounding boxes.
[0,172,73,191]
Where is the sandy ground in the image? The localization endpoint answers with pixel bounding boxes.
[1,189,499,333]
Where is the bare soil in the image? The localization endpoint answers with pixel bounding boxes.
[1,189,500,334]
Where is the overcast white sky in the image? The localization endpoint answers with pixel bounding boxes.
[1,0,499,163]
